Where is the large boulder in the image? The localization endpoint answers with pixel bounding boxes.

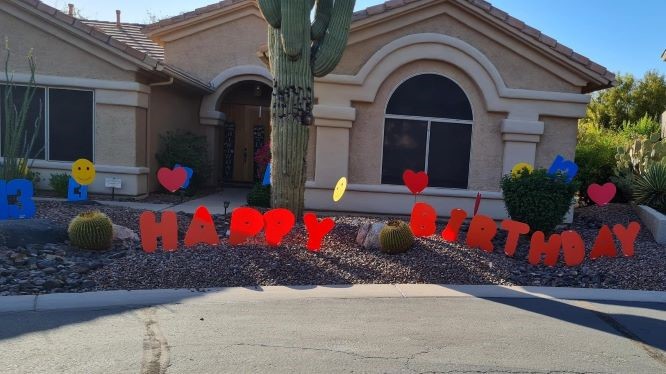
[0,219,68,248]
[356,222,386,250]
[112,224,139,242]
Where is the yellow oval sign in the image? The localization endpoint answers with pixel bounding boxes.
[333,177,347,202]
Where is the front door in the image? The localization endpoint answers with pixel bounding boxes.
[223,103,270,184]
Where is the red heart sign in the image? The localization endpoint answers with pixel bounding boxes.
[402,170,429,195]
[587,183,616,206]
[157,167,188,193]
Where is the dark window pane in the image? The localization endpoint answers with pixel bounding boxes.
[386,74,472,120]
[428,122,472,189]
[0,84,46,159]
[381,118,427,185]
[49,89,93,162]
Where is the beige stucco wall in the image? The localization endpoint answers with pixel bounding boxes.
[535,116,578,169]
[348,60,505,192]
[162,14,268,83]
[0,10,135,81]
[94,105,138,166]
[148,84,204,191]
[337,5,580,94]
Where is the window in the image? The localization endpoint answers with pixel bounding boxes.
[0,85,94,162]
[0,85,45,159]
[381,74,473,189]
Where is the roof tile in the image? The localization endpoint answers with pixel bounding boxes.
[521,24,541,39]
[505,16,525,30]
[571,52,590,66]
[90,28,110,43]
[469,0,491,12]
[554,43,574,57]
[488,7,508,20]
[54,11,75,25]
[385,0,405,10]
[366,4,387,15]
[539,34,557,48]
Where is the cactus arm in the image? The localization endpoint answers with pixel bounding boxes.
[312,0,355,77]
[311,0,333,41]
[257,0,282,28]
[280,0,307,59]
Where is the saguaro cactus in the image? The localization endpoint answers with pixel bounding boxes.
[257,0,355,216]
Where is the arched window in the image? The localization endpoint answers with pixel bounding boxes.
[381,74,473,189]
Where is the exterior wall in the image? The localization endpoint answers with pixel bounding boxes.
[148,84,204,191]
[348,60,505,191]
[337,4,581,93]
[162,14,268,83]
[0,10,135,81]
[535,116,579,169]
[0,6,153,196]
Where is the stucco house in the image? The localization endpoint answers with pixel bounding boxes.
[0,0,615,218]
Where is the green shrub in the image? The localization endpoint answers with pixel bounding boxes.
[155,130,211,192]
[633,163,666,214]
[247,183,271,208]
[575,122,629,203]
[68,211,114,250]
[501,169,579,234]
[379,220,414,254]
[620,114,661,138]
[49,173,70,197]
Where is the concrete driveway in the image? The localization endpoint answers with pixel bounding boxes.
[0,286,664,373]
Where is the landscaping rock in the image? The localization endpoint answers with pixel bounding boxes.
[112,224,139,242]
[362,223,386,250]
[356,222,371,246]
[0,220,68,248]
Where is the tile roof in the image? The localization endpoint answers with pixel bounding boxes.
[13,0,212,92]
[351,0,616,86]
[81,20,165,61]
[143,0,245,33]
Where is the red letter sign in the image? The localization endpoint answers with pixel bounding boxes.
[528,232,561,266]
[441,209,467,242]
[304,213,335,252]
[466,214,497,252]
[229,207,264,245]
[184,206,220,247]
[612,222,640,257]
[263,209,296,246]
[139,211,178,253]
[590,225,617,260]
[560,230,585,267]
[410,202,437,237]
[500,219,530,257]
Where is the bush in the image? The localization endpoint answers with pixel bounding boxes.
[49,173,70,197]
[620,114,660,138]
[575,122,629,203]
[155,131,211,192]
[633,163,666,214]
[247,183,271,208]
[501,169,579,233]
[68,211,114,250]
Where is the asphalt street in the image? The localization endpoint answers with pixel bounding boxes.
[0,296,665,373]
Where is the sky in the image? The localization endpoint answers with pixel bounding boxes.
[43,0,665,78]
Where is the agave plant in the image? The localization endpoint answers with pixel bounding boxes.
[633,162,666,214]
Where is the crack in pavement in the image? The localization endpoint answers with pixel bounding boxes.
[139,308,171,374]
[232,342,428,362]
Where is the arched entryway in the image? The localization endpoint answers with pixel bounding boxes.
[218,80,272,185]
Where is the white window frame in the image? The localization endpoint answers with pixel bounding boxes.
[0,83,95,163]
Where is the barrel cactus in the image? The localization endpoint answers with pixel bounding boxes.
[257,0,355,216]
[68,211,113,250]
[379,220,415,254]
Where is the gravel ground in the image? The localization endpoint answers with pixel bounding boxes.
[0,202,664,295]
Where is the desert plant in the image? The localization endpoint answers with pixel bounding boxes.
[501,169,579,233]
[1,39,43,181]
[49,173,70,197]
[620,114,661,138]
[614,132,666,199]
[155,130,211,191]
[68,211,114,250]
[379,220,414,254]
[575,122,630,203]
[257,0,355,216]
[247,183,271,208]
[633,163,666,214]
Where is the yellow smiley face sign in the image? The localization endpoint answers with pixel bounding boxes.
[333,177,347,202]
[72,159,96,185]
[511,162,534,178]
